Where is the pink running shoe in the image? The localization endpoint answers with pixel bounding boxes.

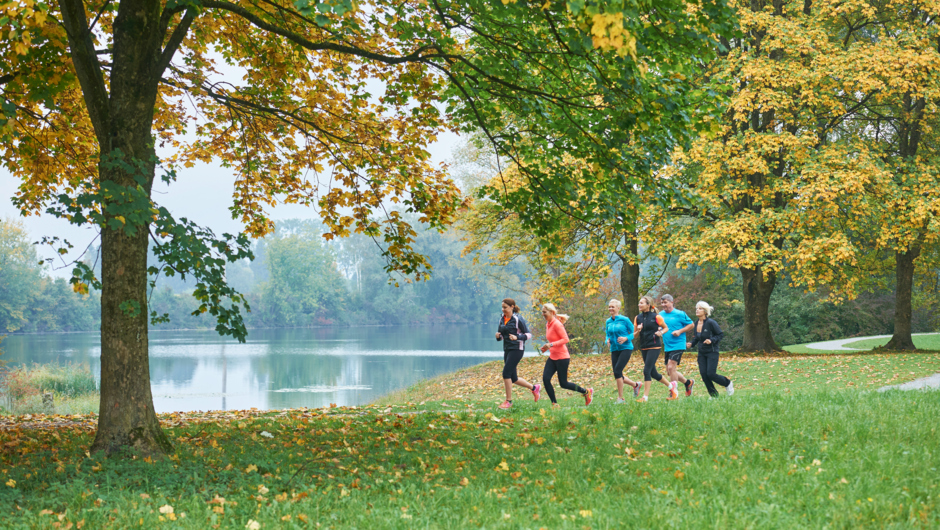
[532,384,542,402]
[498,400,512,410]
[584,388,594,406]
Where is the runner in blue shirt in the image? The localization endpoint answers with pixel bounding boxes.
[604,299,641,403]
[659,294,695,399]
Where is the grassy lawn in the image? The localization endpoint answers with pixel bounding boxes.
[843,333,940,351]
[1,354,939,528]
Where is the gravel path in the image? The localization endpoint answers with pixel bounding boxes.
[878,373,940,392]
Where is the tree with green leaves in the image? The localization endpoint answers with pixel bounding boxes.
[1,0,734,455]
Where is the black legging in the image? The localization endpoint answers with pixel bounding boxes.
[503,349,524,383]
[542,358,586,403]
[697,352,731,396]
[611,349,633,380]
[642,348,664,382]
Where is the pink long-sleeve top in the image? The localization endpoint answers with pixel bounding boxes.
[545,317,570,360]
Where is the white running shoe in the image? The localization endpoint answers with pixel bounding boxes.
[727,380,735,396]
[615,398,625,404]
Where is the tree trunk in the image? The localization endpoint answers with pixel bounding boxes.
[739,265,781,352]
[82,0,172,455]
[620,232,640,320]
[883,246,920,351]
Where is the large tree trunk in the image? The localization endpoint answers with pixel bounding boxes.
[883,246,921,351]
[620,232,640,320]
[72,0,172,455]
[739,265,781,352]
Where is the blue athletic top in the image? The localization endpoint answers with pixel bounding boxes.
[604,315,634,352]
[661,308,694,351]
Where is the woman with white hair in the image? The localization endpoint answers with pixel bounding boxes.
[540,303,593,407]
[605,299,640,403]
[686,301,734,397]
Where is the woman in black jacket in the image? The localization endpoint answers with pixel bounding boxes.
[686,301,734,397]
[495,298,540,409]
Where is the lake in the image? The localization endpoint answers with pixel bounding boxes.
[0,325,505,413]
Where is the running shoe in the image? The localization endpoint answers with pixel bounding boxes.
[532,384,542,402]
[551,402,561,409]
[633,381,641,398]
[498,400,512,409]
[727,380,735,396]
[685,379,694,397]
[636,395,648,403]
[667,383,679,401]
[584,388,594,406]
[615,398,625,404]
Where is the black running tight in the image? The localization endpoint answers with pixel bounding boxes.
[697,352,730,396]
[542,358,586,403]
[642,348,664,382]
[611,349,633,380]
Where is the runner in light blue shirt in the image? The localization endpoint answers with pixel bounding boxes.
[660,294,696,398]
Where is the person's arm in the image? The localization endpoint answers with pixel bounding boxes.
[633,315,641,336]
[689,328,699,349]
[517,316,533,342]
[548,320,570,348]
[655,315,668,337]
[496,318,502,341]
[674,312,694,336]
[624,316,634,341]
[709,319,724,346]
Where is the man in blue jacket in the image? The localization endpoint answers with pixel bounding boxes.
[660,294,695,399]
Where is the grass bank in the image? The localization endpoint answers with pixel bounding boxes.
[375,352,940,408]
[1,353,939,528]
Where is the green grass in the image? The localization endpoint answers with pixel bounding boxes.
[2,365,940,528]
[843,333,940,351]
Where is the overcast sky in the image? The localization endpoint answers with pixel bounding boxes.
[0,132,461,277]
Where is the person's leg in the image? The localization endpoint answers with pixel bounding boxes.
[502,349,524,401]
[707,353,731,388]
[542,359,559,404]
[617,349,639,394]
[556,359,586,394]
[643,349,668,396]
[612,352,624,400]
[666,354,688,385]
[698,353,718,397]
[513,377,534,390]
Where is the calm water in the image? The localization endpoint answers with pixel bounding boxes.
[1,325,503,413]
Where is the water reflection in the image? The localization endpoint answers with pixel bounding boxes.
[1,325,500,412]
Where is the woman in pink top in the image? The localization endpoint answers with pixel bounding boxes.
[539,303,593,407]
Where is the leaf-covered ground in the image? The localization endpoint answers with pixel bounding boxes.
[1,354,939,528]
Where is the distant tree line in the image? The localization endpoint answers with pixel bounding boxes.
[0,217,530,333]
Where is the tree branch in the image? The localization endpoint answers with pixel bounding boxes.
[156,8,198,80]
[202,0,441,65]
[57,0,110,144]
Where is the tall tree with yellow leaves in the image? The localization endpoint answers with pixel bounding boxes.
[658,0,895,352]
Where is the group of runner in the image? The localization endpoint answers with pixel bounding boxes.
[495,295,733,409]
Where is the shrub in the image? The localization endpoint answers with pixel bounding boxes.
[25,363,98,397]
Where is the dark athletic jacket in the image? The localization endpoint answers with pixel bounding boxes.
[497,313,532,352]
[690,318,724,355]
[634,310,665,350]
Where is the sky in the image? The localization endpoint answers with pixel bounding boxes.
[0,132,461,277]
